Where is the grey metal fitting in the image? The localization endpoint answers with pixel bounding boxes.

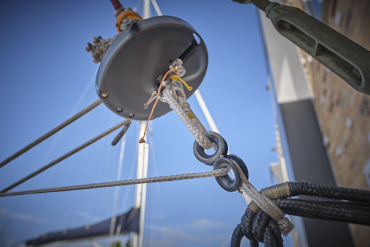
[265,2,280,18]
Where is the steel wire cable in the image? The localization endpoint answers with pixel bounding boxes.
[0,168,229,197]
[1,119,131,193]
[48,108,109,231]
[0,99,102,169]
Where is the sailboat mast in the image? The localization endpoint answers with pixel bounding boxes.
[133,3,150,246]
[132,119,150,247]
[143,0,151,19]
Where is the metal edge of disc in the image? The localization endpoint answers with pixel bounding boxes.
[96,16,208,120]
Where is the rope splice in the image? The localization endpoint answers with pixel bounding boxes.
[231,182,370,247]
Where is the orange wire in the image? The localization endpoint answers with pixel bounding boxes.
[139,69,177,143]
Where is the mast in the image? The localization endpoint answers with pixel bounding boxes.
[132,122,149,247]
[133,3,151,246]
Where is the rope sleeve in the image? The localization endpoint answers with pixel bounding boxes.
[288,181,370,202]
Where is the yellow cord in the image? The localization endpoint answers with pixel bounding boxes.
[171,75,193,91]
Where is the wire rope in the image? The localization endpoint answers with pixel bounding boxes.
[110,133,127,236]
[62,113,113,231]
[1,119,131,193]
[40,70,98,165]
[9,76,98,245]
[0,168,229,197]
[0,99,102,169]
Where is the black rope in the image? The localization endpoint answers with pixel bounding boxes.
[275,199,370,226]
[111,121,131,146]
[231,181,370,247]
[230,224,243,247]
[288,181,370,202]
[268,219,283,247]
[252,209,270,243]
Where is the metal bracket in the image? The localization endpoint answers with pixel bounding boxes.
[266,3,370,95]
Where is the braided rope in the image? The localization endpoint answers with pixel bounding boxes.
[235,165,294,236]
[288,181,370,202]
[0,168,229,197]
[232,181,370,247]
[163,86,212,149]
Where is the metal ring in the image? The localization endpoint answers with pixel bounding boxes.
[193,131,228,165]
[213,158,241,192]
[226,154,249,180]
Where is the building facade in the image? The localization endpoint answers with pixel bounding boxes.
[264,0,370,246]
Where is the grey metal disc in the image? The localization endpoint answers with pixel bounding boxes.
[96,16,208,120]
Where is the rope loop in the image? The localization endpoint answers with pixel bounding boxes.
[193,131,228,165]
[213,157,241,192]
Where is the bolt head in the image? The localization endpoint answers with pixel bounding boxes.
[117,108,123,112]
[101,92,108,98]
[176,68,186,77]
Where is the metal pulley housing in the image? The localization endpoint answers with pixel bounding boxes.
[96,16,208,120]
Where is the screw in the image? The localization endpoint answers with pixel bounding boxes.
[129,113,134,118]
[117,108,122,112]
[176,68,186,77]
[101,92,108,98]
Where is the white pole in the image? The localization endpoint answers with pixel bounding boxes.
[132,122,149,247]
[143,0,151,19]
[139,144,149,247]
[133,1,151,245]
[109,134,127,236]
[194,90,220,133]
[150,0,162,16]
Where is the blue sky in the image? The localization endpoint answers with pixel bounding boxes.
[0,1,293,246]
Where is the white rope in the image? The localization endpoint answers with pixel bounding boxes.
[235,161,294,236]
[240,182,284,222]
[163,86,212,149]
[0,168,229,197]
[240,182,293,235]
